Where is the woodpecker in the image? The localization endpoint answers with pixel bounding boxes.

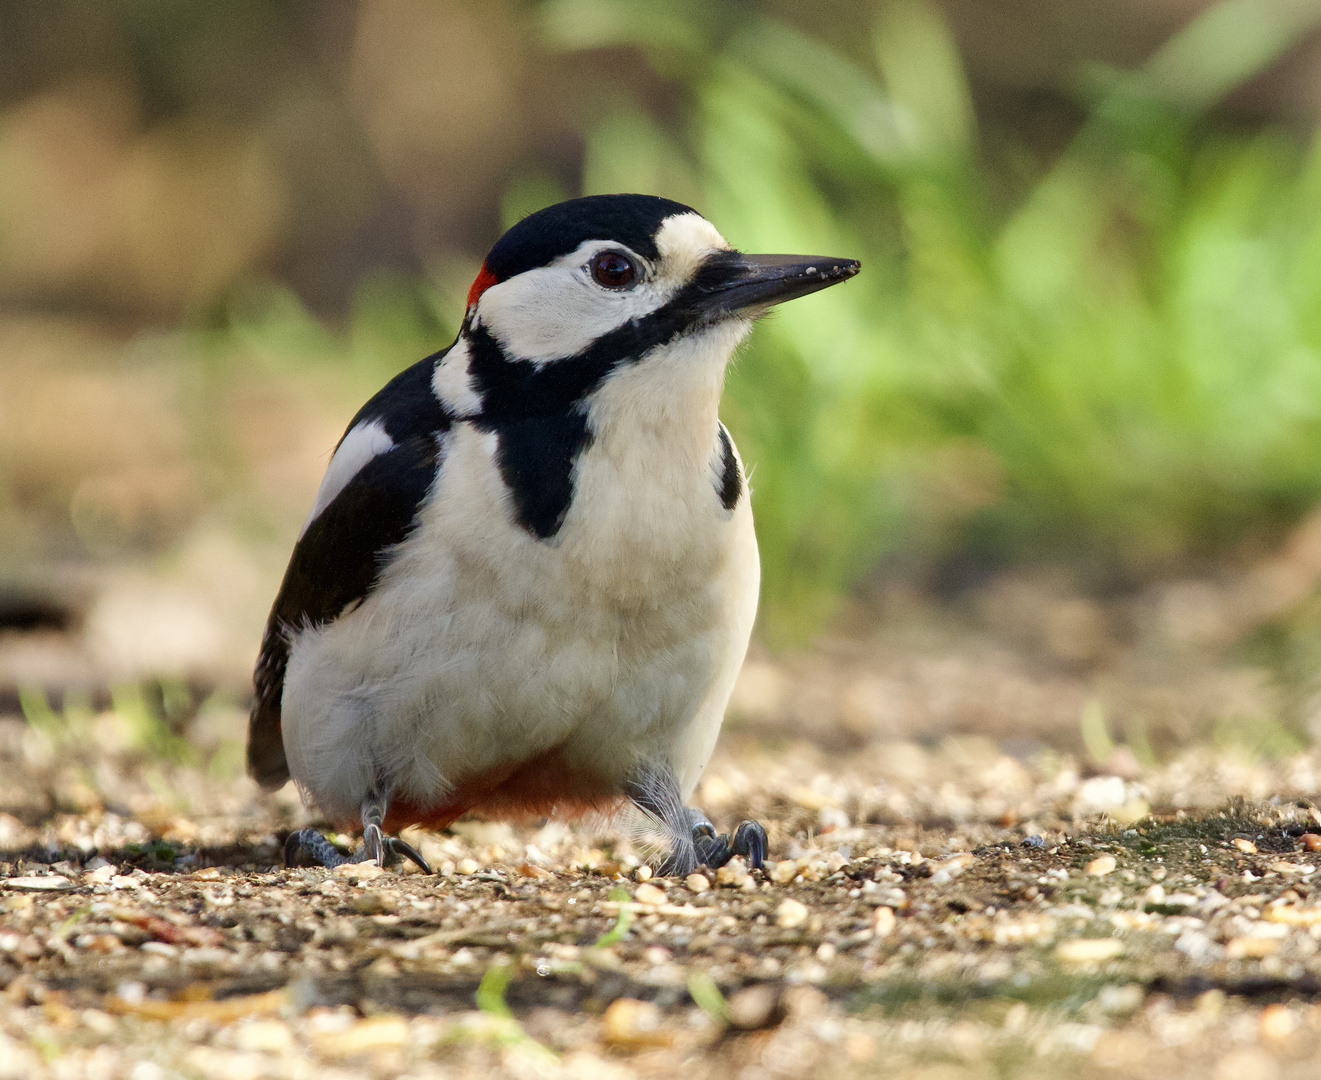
[247,194,859,875]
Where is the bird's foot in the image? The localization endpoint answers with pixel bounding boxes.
[690,817,769,872]
[285,790,431,873]
[284,827,431,872]
[624,767,769,877]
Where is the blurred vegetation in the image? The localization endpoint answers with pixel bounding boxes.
[538,0,1321,639]
[9,0,1321,649]
[224,0,1321,643]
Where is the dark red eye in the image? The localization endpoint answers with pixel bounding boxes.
[589,251,637,289]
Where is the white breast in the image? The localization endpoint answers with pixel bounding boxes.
[280,321,759,825]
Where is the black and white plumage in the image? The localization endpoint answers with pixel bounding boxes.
[247,194,859,874]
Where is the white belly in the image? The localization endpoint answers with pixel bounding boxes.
[281,351,759,825]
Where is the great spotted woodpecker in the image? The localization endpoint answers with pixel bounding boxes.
[247,194,859,875]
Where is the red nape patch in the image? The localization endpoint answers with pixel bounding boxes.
[381,747,624,832]
[466,263,499,309]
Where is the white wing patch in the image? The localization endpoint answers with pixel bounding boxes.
[299,419,395,538]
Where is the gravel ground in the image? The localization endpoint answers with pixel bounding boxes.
[6,705,1321,1080]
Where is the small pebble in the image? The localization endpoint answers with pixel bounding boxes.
[234,1020,295,1053]
[76,934,123,953]
[798,859,829,882]
[1258,1003,1300,1041]
[776,897,809,929]
[635,865,652,882]
[715,857,749,888]
[1085,855,1116,877]
[1055,938,1124,963]
[1300,833,1321,852]
[332,863,385,881]
[770,861,798,885]
[872,906,896,937]
[352,892,394,915]
[685,873,710,893]
[1226,936,1280,959]
[634,882,667,906]
[1021,835,1045,849]
[930,852,974,883]
[600,998,673,1048]
[455,858,480,875]
[3,876,75,892]
[727,984,781,1030]
[1232,837,1258,855]
[1263,905,1321,926]
[312,1016,410,1058]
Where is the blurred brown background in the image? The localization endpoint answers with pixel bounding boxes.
[8,0,1321,773]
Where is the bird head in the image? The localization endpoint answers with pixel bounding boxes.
[441,195,859,420]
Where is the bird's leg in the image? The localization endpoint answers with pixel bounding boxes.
[624,767,769,876]
[285,787,431,873]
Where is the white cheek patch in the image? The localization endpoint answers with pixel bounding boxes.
[478,240,675,364]
[299,419,394,538]
[432,337,481,416]
[476,216,733,366]
[653,213,730,288]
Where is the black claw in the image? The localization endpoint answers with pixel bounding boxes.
[731,820,768,870]
[386,836,432,874]
[695,828,734,870]
[282,828,431,873]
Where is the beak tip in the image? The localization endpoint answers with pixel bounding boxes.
[804,258,860,281]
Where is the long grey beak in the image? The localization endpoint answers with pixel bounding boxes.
[692,252,860,317]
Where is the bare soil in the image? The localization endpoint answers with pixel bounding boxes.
[5,710,1321,1080]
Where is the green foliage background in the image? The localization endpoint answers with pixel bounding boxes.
[516,0,1321,641]
[130,0,1321,645]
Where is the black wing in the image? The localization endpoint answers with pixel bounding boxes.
[247,353,452,789]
